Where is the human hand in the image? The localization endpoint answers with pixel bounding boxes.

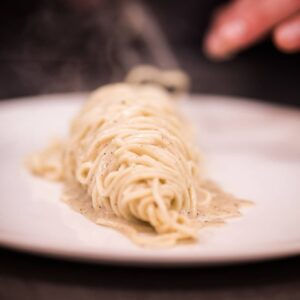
[204,0,300,59]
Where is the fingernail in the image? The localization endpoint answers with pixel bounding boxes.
[203,34,235,60]
[218,19,247,41]
[278,23,300,42]
[203,19,247,60]
[204,34,222,56]
[275,23,300,53]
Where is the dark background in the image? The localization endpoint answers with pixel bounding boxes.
[0,1,299,299]
[0,0,299,105]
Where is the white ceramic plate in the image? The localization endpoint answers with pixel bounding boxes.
[0,93,300,266]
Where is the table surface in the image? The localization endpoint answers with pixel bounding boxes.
[1,247,300,300]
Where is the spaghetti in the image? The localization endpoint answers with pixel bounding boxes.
[27,68,248,247]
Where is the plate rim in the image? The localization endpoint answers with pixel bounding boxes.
[1,234,300,266]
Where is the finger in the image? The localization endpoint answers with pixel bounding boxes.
[273,13,300,53]
[204,0,300,59]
